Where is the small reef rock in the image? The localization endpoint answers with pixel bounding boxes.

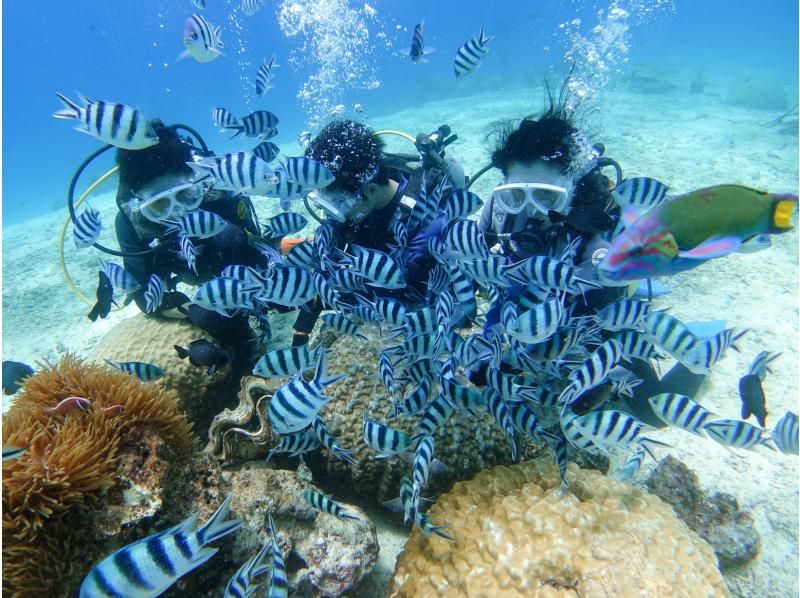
[390,461,728,597]
[646,455,761,569]
[726,75,788,111]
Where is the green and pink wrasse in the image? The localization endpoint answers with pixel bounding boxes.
[598,185,798,282]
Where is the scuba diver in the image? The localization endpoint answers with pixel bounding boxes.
[290,118,466,346]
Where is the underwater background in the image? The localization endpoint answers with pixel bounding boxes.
[2,0,799,596]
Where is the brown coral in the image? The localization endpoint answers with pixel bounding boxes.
[2,354,195,596]
[390,461,729,597]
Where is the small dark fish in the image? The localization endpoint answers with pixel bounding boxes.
[177,304,230,336]
[88,271,116,321]
[175,339,230,374]
[739,373,768,428]
[2,360,34,395]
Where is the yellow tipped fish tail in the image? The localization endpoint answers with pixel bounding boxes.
[772,194,798,231]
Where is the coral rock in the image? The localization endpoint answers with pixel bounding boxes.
[390,461,729,597]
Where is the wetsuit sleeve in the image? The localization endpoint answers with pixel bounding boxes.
[291,298,323,346]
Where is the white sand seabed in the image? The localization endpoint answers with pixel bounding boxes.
[2,87,798,595]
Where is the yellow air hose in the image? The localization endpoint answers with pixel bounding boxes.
[59,166,122,307]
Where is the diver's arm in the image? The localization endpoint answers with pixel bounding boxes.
[291,299,324,346]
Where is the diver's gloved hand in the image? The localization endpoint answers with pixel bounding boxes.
[404,213,447,267]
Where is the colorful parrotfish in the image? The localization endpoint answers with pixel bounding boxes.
[598,185,797,282]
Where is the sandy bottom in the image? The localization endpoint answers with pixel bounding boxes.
[2,86,798,596]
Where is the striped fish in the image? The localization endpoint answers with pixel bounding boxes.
[426,266,450,301]
[340,245,406,289]
[193,277,261,314]
[255,55,278,96]
[411,436,436,507]
[413,392,455,441]
[507,295,563,345]
[408,20,429,63]
[571,409,663,455]
[181,14,224,63]
[444,261,477,310]
[311,416,356,465]
[262,171,308,203]
[266,430,320,461]
[268,351,345,434]
[2,445,24,461]
[264,212,308,238]
[73,207,102,249]
[104,359,165,382]
[143,274,166,314]
[379,351,396,399]
[211,107,238,130]
[286,242,317,269]
[391,307,437,339]
[460,256,511,287]
[192,0,206,9]
[612,177,670,210]
[396,359,441,386]
[313,272,344,311]
[363,411,414,458]
[442,219,489,261]
[612,329,663,363]
[253,345,318,378]
[53,93,159,150]
[389,332,442,363]
[519,326,583,364]
[594,299,650,332]
[188,152,278,195]
[683,328,748,374]
[642,311,699,364]
[485,388,518,462]
[99,259,141,294]
[703,419,776,451]
[415,511,454,541]
[178,233,198,276]
[260,267,317,307]
[321,313,367,341]
[242,0,265,16]
[505,255,597,294]
[442,189,483,221]
[221,265,266,287]
[647,393,716,437]
[79,495,241,598]
[164,209,227,239]
[386,475,421,525]
[748,350,781,381]
[303,489,360,521]
[355,295,406,327]
[225,110,279,140]
[453,27,494,78]
[391,376,432,419]
[267,515,288,598]
[559,409,603,454]
[223,541,272,598]
[253,141,280,164]
[562,339,623,405]
[349,305,383,326]
[620,446,646,480]
[772,411,799,455]
[280,157,335,190]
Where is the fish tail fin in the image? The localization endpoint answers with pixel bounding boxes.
[313,349,346,387]
[741,402,751,420]
[637,436,672,461]
[478,26,494,45]
[771,193,798,231]
[196,494,241,546]
[53,92,81,120]
[87,304,100,322]
[732,328,749,351]
[174,344,189,359]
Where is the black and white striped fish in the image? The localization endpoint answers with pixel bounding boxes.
[223,540,272,598]
[642,311,699,364]
[253,345,318,378]
[391,376,432,418]
[313,272,343,311]
[164,209,227,239]
[321,313,368,341]
[594,299,649,332]
[211,107,238,130]
[188,152,278,195]
[413,392,455,441]
[703,419,776,451]
[178,233,198,275]
[279,157,335,190]
[225,110,279,140]
[408,20,430,63]
[620,446,646,480]
[191,0,206,9]
[260,266,317,307]
[571,409,665,455]
[255,55,278,96]
[772,411,799,455]
[612,329,663,363]
[339,245,406,289]
[648,393,717,437]
[518,326,583,364]
[312,416,356,465]
[485,388,518,462]
[682,328,747,374]
[266,429,320,461]
[389,332,443,363]
[221,265,267,287]
[303,489,360,521]
[193,277,261,314]
[2,445,24,461]
[242,0,265,16]
[264,212,308,238]
[143,274,166,314]
[442,189,483,221]
[379,351,396,399]
[411,436,440,507]
[329,269,367,294]
[98,260,141,295]
[442,219,489,261]
[268,350,345,434]
[612,177,670,210]
[444,261,477,308]
[426,266,450,300]
[561,339,623,408]
[453,27,494,78]
[507,295,563,345]
[505,255,597,294]
[262,170,309,204]
[104,359,165,382]
[355,295,407,327]
[79,495,241,598]
[253,141,280,164]
[73,207,102,249]
[54,93,159,150]
[363,411,414,458]
[181,13,224,63]
[267,515,288,598]
[286,241,317,269]
[747,350,781,381]
[460,255,510,287]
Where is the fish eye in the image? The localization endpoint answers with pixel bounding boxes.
[192,32,198,40]
[629,245,643,257]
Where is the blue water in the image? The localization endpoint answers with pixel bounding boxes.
[3,0,797,225]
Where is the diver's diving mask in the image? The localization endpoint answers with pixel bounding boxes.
[308,189,363,224]
[130,176,208,223]
[491,182,570,216]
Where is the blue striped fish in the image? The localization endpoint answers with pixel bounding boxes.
[594,299,649,332]
[642,311,699,364]
[2,444,24,461]
[193,277,261,315]
[268,351,345,434]
[242,0,265,16]
[442,189,483,221]
[612,177,670,210]
[223,540,272,598]
[104,360,164,382]
[253,345,318,378]
[313,272,345,311]
[164,210,227,239]
[390,376,432,419]
[571,409,666,456]
[253,141,280,164]
[453,27,493,78]
[225,110,279,140]
[321,313,368,341]
[339,245,406,289]
[363,411,414,458]
[312,416,356,465]
[413,392,455,441]
[181,14,224,63]
[99,259,141,294]
[178,233,198,276]
[748,350,781,381]
[264,212,308,238]
[74,207,102,249]
[267,515,288,598]
[79,495,241,598]
[280,157,335,190]
[408,20,430,63]
[255,55,278,96]
[703,419,776,451]
[211,107,238,130]
[260,267,317,307]
[484,387,517,462]
[262,171,308,203]
[561,339,624,409]
[54,93,159,150]
[188,152,278,195]
[772,411,799,455]
[683,328,747,375]
[411,436,440,508]
[286,241,317,269]
[620,446,646,480]
[143,274,166,314]
[507,295,563,345]
[647,393,716,437]
[266,430,320,461]
[303,489,360,521]
[442,219,489,261]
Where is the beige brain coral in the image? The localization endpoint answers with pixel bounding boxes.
[390,461,729,598]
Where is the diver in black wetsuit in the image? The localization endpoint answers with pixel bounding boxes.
[478,91,706,423]
[291,119,465,346]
